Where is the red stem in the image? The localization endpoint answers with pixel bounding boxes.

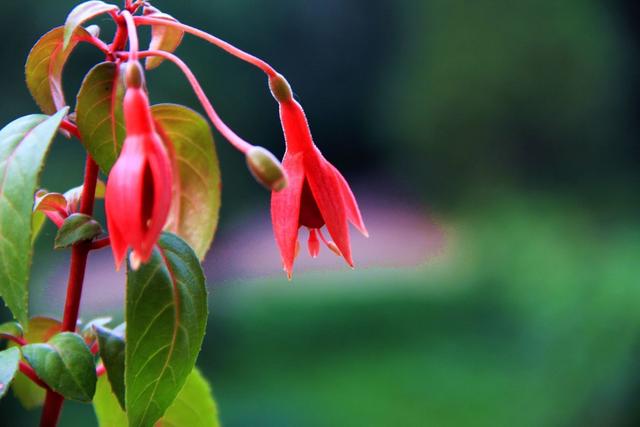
[133,16,278,78]
[90,236,111,250]
[73,35,110,54]
[121,10,139,60]
[19,361,49,390]
[39,157,99,427]
[60,120,80,139]
[0,333,26,346]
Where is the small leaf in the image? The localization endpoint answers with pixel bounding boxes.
[22,332,97,402]
[126,232,208,427]
[0,321,23,338]
[76,61,126,173]
[143,6,184,70]
[63,1,118,49]
[26,26,95,114]
[95,325,125,409]
[9,317,62,409]
[94,368,220,427]
[33,191,67,213]
[0,347,21,399]
[64,179,107,212]
[0,109,68,325]
[152,104,221,260]
[54,213,103,249]
[80,316,112,343]
[81,317,112,336]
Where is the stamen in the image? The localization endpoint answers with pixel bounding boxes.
[308,228,320,258]
[318,229,342,256]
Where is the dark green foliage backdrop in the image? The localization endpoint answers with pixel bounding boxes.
[1,1,640,426]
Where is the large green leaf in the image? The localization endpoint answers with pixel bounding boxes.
[152,104,221,260]
[22,332,97,402]
[63,1,118,49]
[95,325,125,409]
[0,109,68,325]
[26,26,98,115]
[94,368,220,427]
[76,61,126,174]
[126,232,208,427]
[9,317,61,409]
[0,347,21,399]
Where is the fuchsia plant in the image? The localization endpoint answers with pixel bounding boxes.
[0,1,366,426]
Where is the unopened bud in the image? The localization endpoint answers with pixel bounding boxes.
[269,73,293,103]
[126,61,145,89]
[246,146,288,191]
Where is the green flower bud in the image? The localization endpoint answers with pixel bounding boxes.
[268,73,293,103]
[246,146,288,191]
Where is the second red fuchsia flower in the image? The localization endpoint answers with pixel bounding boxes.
[269,74,368,278]
[105,61,173,269]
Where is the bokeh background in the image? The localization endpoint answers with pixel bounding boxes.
[1,0,640,426]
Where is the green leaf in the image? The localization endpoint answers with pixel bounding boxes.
[158,368,220,427]
[9,317,62,409]
[93,375,129,427]
[0,347,21,399]
[22,332,97,402]
[143,6,184,70]
[31,211,47,244]
[95,325,125,409]
[26,26,97,115]
[76,61,126,173]
[94,368,220,427]
[0,109,68,325]
[63,1,118,49]
[152,104,221,260]
[54,213,103,249]
[126,232,208,427]
[0,321,23,338]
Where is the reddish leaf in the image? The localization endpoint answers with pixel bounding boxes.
[25,26,99,115]
[63,1,118,49]
[143,5,184,70]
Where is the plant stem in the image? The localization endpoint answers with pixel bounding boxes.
[133,16,278,77]
[39,156,99,427]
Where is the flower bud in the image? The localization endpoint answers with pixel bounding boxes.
[268,73,293,103]
[126,61,145,89]
[246,146,288,191]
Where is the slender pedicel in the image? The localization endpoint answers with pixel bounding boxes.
[133,16,278,77]
[118,50,254,153]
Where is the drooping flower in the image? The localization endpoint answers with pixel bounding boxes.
[269,74,368,278]
[105,61,173,269]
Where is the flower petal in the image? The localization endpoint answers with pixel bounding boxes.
[271,151,305,277]
[327,163,368,237]
[105,138,146,268]
[135,133,173,262]
[304,149,353,267]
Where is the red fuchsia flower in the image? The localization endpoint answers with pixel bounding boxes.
[105,61,173,269]
[269,74,368,278]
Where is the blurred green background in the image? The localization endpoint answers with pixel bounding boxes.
[2,0,640,426]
